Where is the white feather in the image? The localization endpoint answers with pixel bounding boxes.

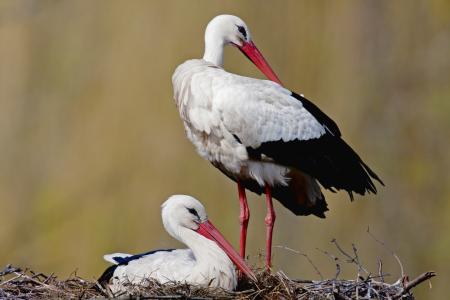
[103,195,238,293]
[173,59,325,186]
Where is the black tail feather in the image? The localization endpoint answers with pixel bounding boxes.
[256,134,382,200]
[96,264,118,295]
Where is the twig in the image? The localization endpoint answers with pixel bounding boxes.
[317,244,369,276]
[43,272,54,284]
[333,264,340,281]
[288,278,316,284]
[316,248,353,263]
[115,290,128,297]
[277,276,292,300]
[0,264,22,277]
[352,244,369,276]
[232,289,255,294]
[0,275,22,286]
[88,296,214,300]
[331,239,354,261]
[18,274,56,290]
[274,246,323,281]
[367,227,403,277]
[60,277,87,284]
[392,271,436,299]
[331,240,370,276]
[29,272,43,279]
[92,277,108,297]
[378,260,384,283]
[339,277,372,296]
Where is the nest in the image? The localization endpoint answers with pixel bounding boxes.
[0,229,435,300]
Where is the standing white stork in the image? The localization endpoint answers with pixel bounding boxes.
[172,15,383,271]
[98,195,256,292]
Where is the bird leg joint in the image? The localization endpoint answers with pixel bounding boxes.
[239,204,250,226]
[265,210,276,226]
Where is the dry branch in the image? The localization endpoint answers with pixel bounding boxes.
[392,271,436,299]
[0,236,435,300]
[378,260,384,283]
[0,264,21,277]
[367,227,404,277]
[273,245,323,281]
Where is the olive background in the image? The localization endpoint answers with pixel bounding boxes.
[1,1,449,299]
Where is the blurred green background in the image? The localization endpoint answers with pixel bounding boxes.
[1,0,449,298]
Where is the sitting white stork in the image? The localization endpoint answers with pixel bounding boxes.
[172,15,383,271]
[98,195,256,292]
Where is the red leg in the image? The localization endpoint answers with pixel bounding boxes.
[237,179,250,278]
[265,183,276,271]
[237,179,250,258]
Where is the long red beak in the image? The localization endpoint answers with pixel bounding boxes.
[196,221,257,281]
[236,41,284,87]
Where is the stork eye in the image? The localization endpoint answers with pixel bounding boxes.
[186,207,200,218]
[236,25,247,39]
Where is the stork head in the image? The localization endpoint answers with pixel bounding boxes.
[161,195,257,281]
[203,15,283,86]
[162,195,208,232]
[205,15,252,48]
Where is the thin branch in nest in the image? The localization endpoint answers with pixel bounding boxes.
[336,239,370,276]
[331,238,354,261]
[367,226,404,277]
[92,276,109,297]
[333,264,340,281]
[392,271,436,299]
[317,241,370,277]
[0,238,435,300]
[0,274,22,286]
[90,296,214,300]
[378,260,384,283]
[339,277,371,296]
[273,245,323,281]
[0,264,22,277]
[43,272,54,284]
[352,244,369,276]
[316,248,352,263]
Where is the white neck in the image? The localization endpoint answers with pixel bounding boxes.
[177,227,237,289]
[203,32,225,67]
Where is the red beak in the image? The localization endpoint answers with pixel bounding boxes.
[236,41,283,87]
[196,221,257,282]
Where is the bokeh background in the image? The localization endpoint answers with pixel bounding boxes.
[1,0,449,298]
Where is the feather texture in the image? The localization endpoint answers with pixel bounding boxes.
[98,196,239,292]
[173,59,383,217]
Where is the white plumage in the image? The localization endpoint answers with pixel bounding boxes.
[172,15,382,270]
[174,59,325,187]
[98,195,255,292]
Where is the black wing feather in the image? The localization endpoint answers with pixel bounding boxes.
[291,92,341,137]
[97,264,118,293]
[112,249,175,266]
[248,92,383,199]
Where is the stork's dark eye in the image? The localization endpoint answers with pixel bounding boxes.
[236,25,247,39]
[186,207,200,219]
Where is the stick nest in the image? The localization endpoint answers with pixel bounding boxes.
[0,229,435,300]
